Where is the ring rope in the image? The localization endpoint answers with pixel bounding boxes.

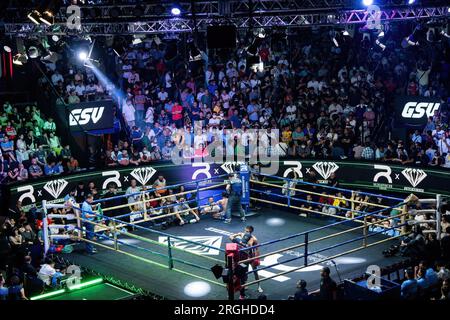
[238,210,408,264]
[93,174,228,205]
[252,180,392,209]
[242,233,408,288]
[101,183,227,213]
[240,200,407,252]
[69,204,226,252]
[80,228,219,274]
[253,171,405,202]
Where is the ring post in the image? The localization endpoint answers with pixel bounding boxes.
[142,191,148,220]
[363,216,368,247]
[196,181,200,213]
[401,203,408,235]
[112,220,118,251]
[287,179,291,208]
[304,232,309,267]
[167,236,174,269]
[42,200,50,257]
[226,254,234,301]
[436,194,442,240]
[351,191,356,219]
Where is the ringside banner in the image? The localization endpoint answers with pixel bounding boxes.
[395,96,441,126]
[4,160,450,210]
[67,100,114,132]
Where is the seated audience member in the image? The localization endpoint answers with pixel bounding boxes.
[401,267,418,300]
[174,197,200,226]
[0,275,8,300]
[118,149,130,166]
[201,197,222,218]
[7,275,27,300]
[440,279,450,300]
[28,158,43,178]
[153,175,167,196]
[38,258,64,287]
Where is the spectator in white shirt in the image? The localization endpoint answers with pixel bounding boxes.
[157,87,168,102]
[38,259,64,287]
[51,71,63,85]
[122,99,136,128]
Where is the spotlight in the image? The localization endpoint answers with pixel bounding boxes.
[255,28,266,39]
[27,46,40,59]
[401,26,420,48]
[132,38,143,45]
[78,51,88,61]
[27,10,41,25]
[408,0,415,4]
[51,35,59,42]
[39,10,54,26]
[375,39,386,50]
[41,51,59,64]
[332,37,339,47]
[3,46,11,53]
[13,53,28,66]
[375,30,386,50]
[363,0,373,6]
[188,40,202,62]
[171,3,182,16]
[402,35,419,47]
[343,30,350,36]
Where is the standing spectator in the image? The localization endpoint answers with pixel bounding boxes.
[122,99,136,128]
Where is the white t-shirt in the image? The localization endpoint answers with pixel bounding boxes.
[75,85,85,96]
[39,264,57,286]
[286,105,297,120]
[51,73,63,85]
[307,80,320,91]
[122,103,136,122]
[158,91,168,101]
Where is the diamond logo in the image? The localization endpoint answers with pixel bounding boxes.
[401,168,427,188]
[312,162,339,180]
[220,161,246,174]
[43,179,68,199]
[158,236,222,256]
[130,167,157,186]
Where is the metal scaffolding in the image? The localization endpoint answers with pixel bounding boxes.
[3,4,449,36]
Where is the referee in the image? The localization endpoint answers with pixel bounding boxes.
[224,173,246,223]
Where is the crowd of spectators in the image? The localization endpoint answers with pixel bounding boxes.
[397,199,450,300]
[0,100,80,184]
[28,24,448,173]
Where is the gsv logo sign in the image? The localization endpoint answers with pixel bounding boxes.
[401,102,440,119]
[69,107,105,126]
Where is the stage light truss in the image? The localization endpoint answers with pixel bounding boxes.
[3,6,449,36]
[4,1,425,21]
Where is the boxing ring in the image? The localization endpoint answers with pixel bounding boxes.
[40,169,444,300]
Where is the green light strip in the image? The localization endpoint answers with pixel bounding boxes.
[67,277,103,291]
[30,289,65,300]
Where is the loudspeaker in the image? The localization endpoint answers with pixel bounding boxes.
[211,264,224,279]
[207,25,237,49]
